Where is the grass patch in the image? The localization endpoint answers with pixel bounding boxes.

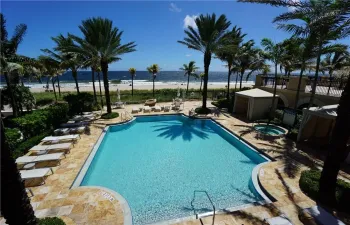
[101,112,119,119]
[299,169,350,212]
[195,107,211,115]
[38,217,65,225]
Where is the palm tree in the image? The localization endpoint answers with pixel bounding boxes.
[38,55,62,101]
[280,37,304,77]
[217,26,246,101]
[128,68,136,96]
[147,64,160,97]
[199,72,205,92]
[1,117,37,224]
[67,17,136,113]
[42,34,82,94]
[261,38,284,120]
[321,50,350,79]
[178,13,231,109]
[95,66,104,108]
[180,61,199,93]
[0,13,28,117]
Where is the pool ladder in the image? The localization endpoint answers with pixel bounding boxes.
[121,110,133,122]
[191,190,216,225]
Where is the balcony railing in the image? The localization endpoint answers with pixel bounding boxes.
[259,75,346,97]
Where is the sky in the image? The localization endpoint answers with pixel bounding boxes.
[2,1,349,72]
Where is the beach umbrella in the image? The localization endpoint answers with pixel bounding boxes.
[117,88,121,101]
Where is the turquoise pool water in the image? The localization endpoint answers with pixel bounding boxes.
[80,115,268,224]
[254,124,286,135]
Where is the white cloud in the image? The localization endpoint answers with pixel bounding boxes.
[186,54,191,57]
[183,15,198,29]
[169,3,181,13]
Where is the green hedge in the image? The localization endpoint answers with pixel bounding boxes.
[63,93,100,116]
[299,169,350,212]
[38,217,65,225]
[12,131,51,158]
[195,107,211,114]
[212,99,231,109]
[11,103,68,139]
[5,128,22,151]
[101,112,119,119]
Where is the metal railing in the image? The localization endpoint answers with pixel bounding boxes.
[260,75,346,97]
[191,190,215,225]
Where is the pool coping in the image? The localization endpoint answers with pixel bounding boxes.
[71,114,274,225]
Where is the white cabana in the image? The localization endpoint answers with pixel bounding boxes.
[233,88,278,121]
[297,104,338,142]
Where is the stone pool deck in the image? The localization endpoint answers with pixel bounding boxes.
[1,100,348,225]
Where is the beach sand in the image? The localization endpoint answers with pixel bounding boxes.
[29,82,254,93]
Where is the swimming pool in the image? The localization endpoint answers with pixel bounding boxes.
[76,115,270,224]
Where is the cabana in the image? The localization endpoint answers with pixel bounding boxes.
[297,104,337,142]
[233,88,278,120]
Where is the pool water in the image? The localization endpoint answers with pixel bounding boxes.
[254,124,286,135]
[80,115,268,224]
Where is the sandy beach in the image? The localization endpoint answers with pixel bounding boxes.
[29,82,254,93]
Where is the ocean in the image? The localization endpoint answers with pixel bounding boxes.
[0,71,258,88]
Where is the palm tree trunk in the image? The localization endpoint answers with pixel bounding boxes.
[52,78,57,102]
[72,70,80,94]
[91,68,97,103]
[101,61,112,113]
[97,72,104,108]
[153,75,155,98]
[131,76,134,97]
[226,68,231,101]
[327,70,333,95]
[319,76,350,206]
[235,72,239,91]
[239,72,244,90]
[202,52,211,109]
[268,63,278,123]
[57,75,61,97]
[308,44,322,108]
[1,118,37,225]
[4,72,18,117]
[293,63,305,126]
[200,78,203,92]
[186,74,190,93]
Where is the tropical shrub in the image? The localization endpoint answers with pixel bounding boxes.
[11,103,68,139]
[5,128,22,151]
[1,85,36,111]
[299,169,350,212]
[38,217,66,225]
[63,93,100,115]
[12,131,51,158]
[36,98,55,107]
[101,112,119,119]
[212,99,231,109]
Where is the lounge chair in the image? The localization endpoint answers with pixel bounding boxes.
[143,106,151,113]
[173,101,182,111]
[154,106,161,112]
[164,106,171,112]
[131,107,139,114]
[16,152,65,166]
[41,134,80,144]
[71,115,95,122]
[61,121,89,128]
[30,143,72,154]
[54,128,70,135]
[265,214,293,225]
[69,126,86,134]
[20,168,53,185]
[302,206,345,225]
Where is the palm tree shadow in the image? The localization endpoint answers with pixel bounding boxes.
[152,121,212,141]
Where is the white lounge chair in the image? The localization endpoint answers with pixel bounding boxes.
[61,121,89,128]
[69,126,86,134]
[143,106,151,113]
[16,153,65,167]
[42,134,80,144]
[164,106,171,112]
[30,143,72,154]
[154,106,161,112]
[131,107,139,114]
[265,215,293,225]
[20,168,53,185]
[303,206,345,225]
[72,115,95,122]
[173,101,181,111]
